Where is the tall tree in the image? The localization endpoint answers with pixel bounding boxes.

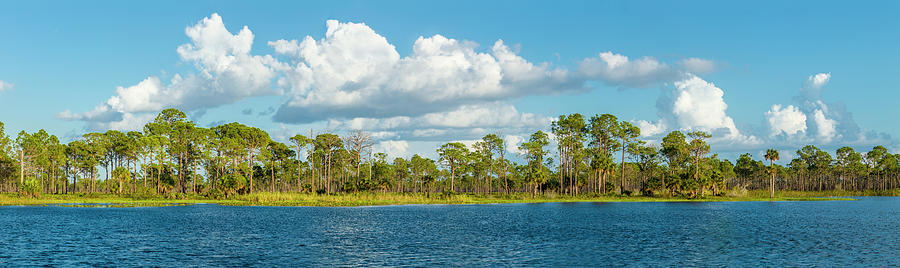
[289,134,311,192]
[145,109,197,193]
[344,130,374,192]
[437,142,468,193]
[81,132,105,193]
[243,126,270,194]
[615,121,640,194]
[588,114,620,194]
[764,149,780,198]
[475,134,503,194]
[552,114,586,195]
[519,131,550,198]
[314,134,343,193]
[687,131,711,196]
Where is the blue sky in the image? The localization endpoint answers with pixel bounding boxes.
[1,0,898,162]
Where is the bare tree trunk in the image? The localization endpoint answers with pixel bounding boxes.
[19,150,24,188]
[621,138,626,195]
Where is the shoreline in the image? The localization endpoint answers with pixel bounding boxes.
[0,191,869,207]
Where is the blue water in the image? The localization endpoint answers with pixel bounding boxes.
[1,197,898,267]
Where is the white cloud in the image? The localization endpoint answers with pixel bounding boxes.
[643,74,759,148]
[61,15,815,156]
[454,139,480,150]
[59,13,277,131]
[757,72,896,151]
[326,102,551,141]
[679,58,716,74]
[579,52,683,88]
[813,108,838,142]
[376,140,409,159]
[107,113,156,132]
[57,104,120,122]
[57,105,154,131]
[635,119,667,137]
[0,80,12,92]
[766,104,807,136]
[412,129,447,138]
[799,72,831,101]
[806,72,831,89]
[420,102,551,128]
[671,75,738,133]
[504,134,525,155]
[270,20,585,123]
[105,76,166,113]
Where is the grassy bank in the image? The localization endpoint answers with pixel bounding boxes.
[0,190,877,207]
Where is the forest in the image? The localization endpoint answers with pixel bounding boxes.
[0,108,898,200]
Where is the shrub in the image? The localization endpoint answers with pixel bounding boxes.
[219,173,246,198]
[19,177,41,198]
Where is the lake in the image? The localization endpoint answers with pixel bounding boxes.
[1,197,898,266]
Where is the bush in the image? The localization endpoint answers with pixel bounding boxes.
[440,190,457,198]
[219,173,246,198]
[19,177,41,198]
[604,182,616,193]
[205,188,226,200]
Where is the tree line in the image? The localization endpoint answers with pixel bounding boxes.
[0,109,898,198]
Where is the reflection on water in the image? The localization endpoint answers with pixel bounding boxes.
[0,198,898,266]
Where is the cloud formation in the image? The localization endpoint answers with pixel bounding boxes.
[631,74,761,150]
[59,14,737,156]
[812,108,838,142]
[376,140,409,159]
[326,102,552,141]
[269,20,584,123]
[678,58,716,74]
[766,104,807,137]
[758,72,894,151]
[635,119,667,137]
[579,52,683,88]
[59,13,277,130]
[806,72,831,89]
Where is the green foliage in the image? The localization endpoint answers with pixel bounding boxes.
[20,177,41,198]
[219,173,246,197]
[3,108,900,201]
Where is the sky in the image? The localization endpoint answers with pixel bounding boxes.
[1,0,898,163]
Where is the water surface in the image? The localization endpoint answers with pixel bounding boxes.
[1,197,898,266]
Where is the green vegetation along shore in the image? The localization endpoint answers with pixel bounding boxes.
[2,190,880,207]
[3,109,900,204]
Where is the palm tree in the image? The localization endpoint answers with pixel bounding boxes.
[765,149,780,198]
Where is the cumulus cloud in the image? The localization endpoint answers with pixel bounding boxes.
[504,134,525,155]
[58,13,277,131]
[638,74,759,150]
[766,104,807,137]
[376,140,409,159]
[806,72,831,89]
[326,102,551,141]
[635,119,667,137]
[579,52,683,88]
[672,75,759,145]
[761,72,894,150]
[679,58,716,74]
[270,20,585,123]
[60,15,740,154]
[0,80,12,92]
[671,76,737,133]
[799,72,831,101]
[812,108,838,142]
